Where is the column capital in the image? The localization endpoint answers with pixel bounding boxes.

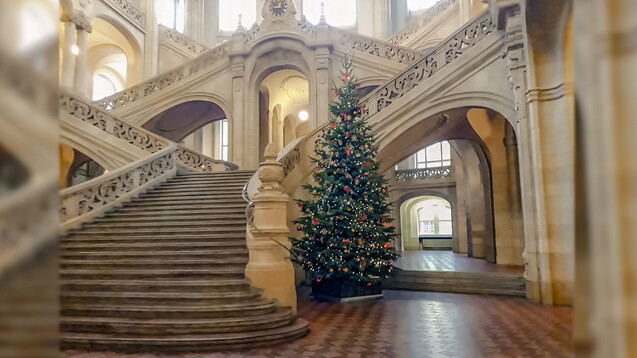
[60,12,92,33]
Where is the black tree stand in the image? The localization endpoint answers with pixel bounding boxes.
[311,279,383,302]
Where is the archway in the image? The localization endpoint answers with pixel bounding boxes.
[258,69,310,158]
[59,144,106,189]
[400,196,453,251]
[142,100,230,160]
[87,16,143,99]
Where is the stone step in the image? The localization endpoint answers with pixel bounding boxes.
[68,227,247,235]
[114,203,247,212]
[60,318,309,353]
[100,213,245,221]
[61,308,294,335]
[173,172,254,179]
[61,299,278,319]
[60,241,247,251]
[62,233,246,244]
[61,278,252,293]
[167,175,253,182]
[60,248,249,260]
[61,257,249,269]
[129,197,246,205]
[61,288,263,306]
[156,183,248,190]
[81,219,247,229]
[60,267,246,280]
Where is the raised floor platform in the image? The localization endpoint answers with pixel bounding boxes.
[385,251,526,297]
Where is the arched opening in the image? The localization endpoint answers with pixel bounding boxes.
[258,69,309,159]
[382,106,524,274]
[400,196,453,251]
[59,144,106,189]
[142,100,230,160]
[87,16,143,99]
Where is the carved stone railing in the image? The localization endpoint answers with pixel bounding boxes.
[281,147,301,177]
[59,147,177,230]
[94,42,229,110]
[160,25,209,54]
[331,28,425,65]
[244,23,261,45]
[298,16,317,36]
[361,10,496,116]
[100,0,145,31]
[388,0,457,45]
[60,92,170,153]
[176,146,239,172]
[395,167,452,181]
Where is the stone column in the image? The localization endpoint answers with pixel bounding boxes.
[143,0,159,79]
[60,19,77,90]
[314,47,330,129]
[202,0,220,47]
[74,26,90,96]
[245,143,297,312]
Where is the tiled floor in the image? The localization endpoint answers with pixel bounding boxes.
[394,250,525,274]
[66,287,572,358]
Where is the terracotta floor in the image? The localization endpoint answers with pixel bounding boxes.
[394,250,525,274]
[66,287,572,358]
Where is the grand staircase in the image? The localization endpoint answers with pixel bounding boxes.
[60,170,309,353]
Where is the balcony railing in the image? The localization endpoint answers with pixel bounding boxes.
[395,167,452,181]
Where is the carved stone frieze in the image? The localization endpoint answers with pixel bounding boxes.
[160,25,209,54]
[281,147,301,177]
[395,167,452,181]
[336,31,425,65]
[176,147,239,172]
[99,0,145,29]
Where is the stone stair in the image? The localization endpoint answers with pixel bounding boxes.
[60,170,309,353]
[383,268,527,297]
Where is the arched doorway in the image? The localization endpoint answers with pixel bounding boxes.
[258,69,310,160]
[400,196,453,251]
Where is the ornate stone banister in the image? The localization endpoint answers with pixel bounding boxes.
[159,25,209,54]
[330,28,425,65]
[60,92,171,153]
[100,0,145,31]
[176,146,239,172]
[360,10,496,116]
[387,0,457,45]
[59,146,178,231]
[94,42,229,110]
[395,167,452,181]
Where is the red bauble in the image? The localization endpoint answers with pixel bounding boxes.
[334,90,340,95]
[344,186,351,194]
[330,123,336,128]
[364,162,371,167]
[343,239,350,243]
[346,132,352,138]
[361,215,367,220]
[346,147,352,156]
[312,219,319,225]
[297,226,302,231]
[385,244,391,248]
[298,202,303,207]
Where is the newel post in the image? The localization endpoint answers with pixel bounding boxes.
[245,143,297,312]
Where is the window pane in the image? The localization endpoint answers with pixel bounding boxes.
[304,0,356,27]
[416,148,426,163]
[426,142,442,161]
[157,0,175,29]
[438,221,452,235]
[418,207,435,221]
[441,141,451,160]
[408,0,439,12]
[419,221,435,235]
[443,160,451,167]
[175,0,185,32]
[219,0,256,31]
[427,161,442,168]
[438,206,452,221]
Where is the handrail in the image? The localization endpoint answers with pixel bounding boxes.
[93,41,230,110]
[60,91,171,154]
[242,183,255,229]
[329,27,425,65]
[360,10,496,116]
[176,146,239,172]
[387,0,458,45]
[59,144,178,230]
[100,0,145,31]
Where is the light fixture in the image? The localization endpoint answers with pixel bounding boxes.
[71,45,79,55]
[298,110,309,121]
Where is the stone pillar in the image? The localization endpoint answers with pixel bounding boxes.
[60,19,77,90]
[73,26,89,95]
[202,0,220,47]
[245,143,297,312]
[143,0,159,79]
[314,47,330,129]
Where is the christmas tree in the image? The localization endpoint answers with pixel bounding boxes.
[291,55,399,286]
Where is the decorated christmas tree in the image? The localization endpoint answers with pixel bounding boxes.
[291,55,399,295]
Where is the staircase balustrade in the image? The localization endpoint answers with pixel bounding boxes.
[61,92,170,153]
[59,146,177,230]
[387,0,457,45]
[330,28,425,65]
[100,0,145,31]
[160,25,209,54]
[361,10,496,116]
[94,42,229,110]
[176,147,239,172]
[394,167,452,181]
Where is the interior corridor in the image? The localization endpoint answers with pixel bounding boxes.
[394,251,525,274]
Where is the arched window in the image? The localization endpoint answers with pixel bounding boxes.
[303,0,356,27]
[218,119,229,161]
[415,141,451,168]
[408,0,439,13]
[417,198,452,236]
[219,0,256,32]
[156,0,185,32]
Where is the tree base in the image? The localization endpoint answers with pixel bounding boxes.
[311,279,383,302]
